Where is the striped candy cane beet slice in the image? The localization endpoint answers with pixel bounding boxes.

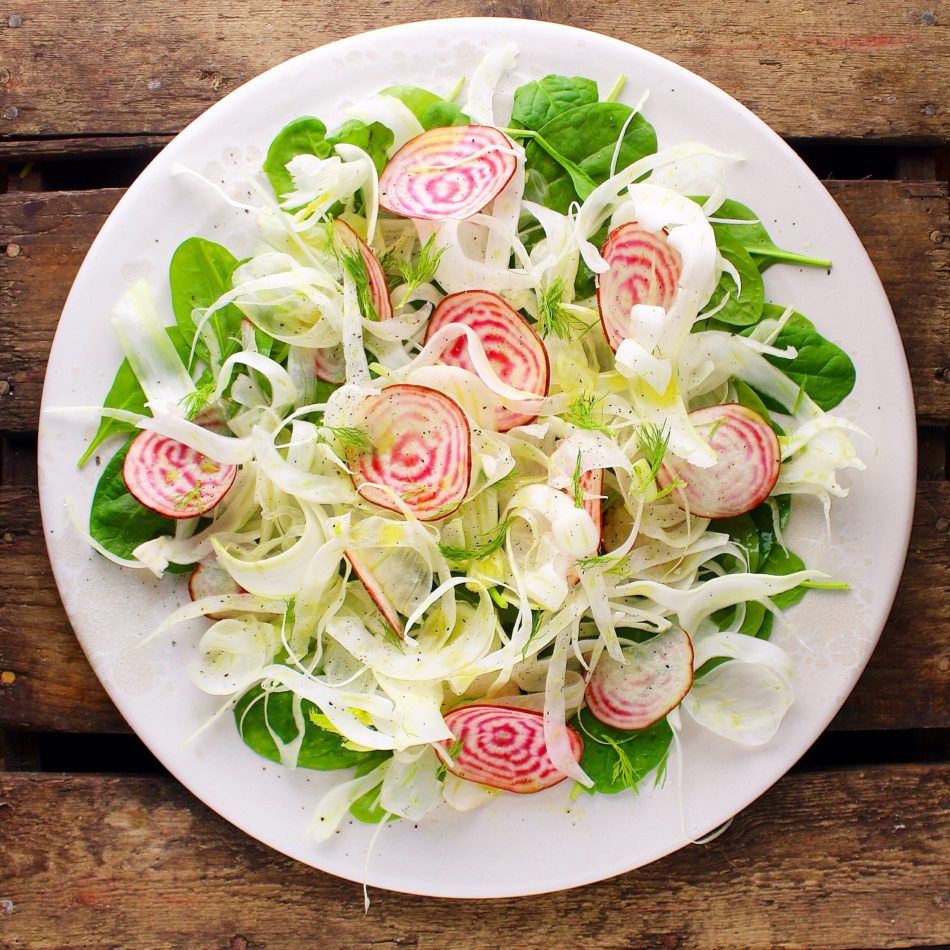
[332,219,393,322]
[585,627,694,731]
[440,704,583,794]
[597,222,682,351]
[425,290,550,431]
[344,547,404,639]
[351,384,471,521]
[122,430,237,519]
[379,125,517,221]
[188,556,247,621]
[657,404,781,519]
[311,343,346,385]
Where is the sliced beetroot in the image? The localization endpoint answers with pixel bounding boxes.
[656,404,781,519]
[188,557,247,621]
[425,290,550,431]
[440,704,583,794]
[332,219,393,322]
[575,468,604,548]
[311,343,347,385]
[597,222,683,351]
[344,547,403,639]
[379,125,517,222]
[122,430,237,519]
[585,627,694,731]
[351,384,471,521]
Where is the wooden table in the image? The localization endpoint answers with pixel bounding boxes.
[1,4,948,947]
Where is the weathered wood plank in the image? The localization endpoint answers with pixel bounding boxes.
[1,479,946,734]
[0,134,172,162]
[0,180,946,433]
[0,766,946,949]
[0,2,947,141]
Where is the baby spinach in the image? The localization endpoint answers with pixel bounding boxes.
[170,237,245,366]
[573,221,609,298]
[89,436,182,562]
[379,85,469,131]
[692,197,831,271]
[234,685,389,771]
[328,119,394,173]
[754,305,856,411]
[573,708,672,795]
[701,229,764,327]
[263,116,331,200]
[78,326,191,468]
[760,544,808,609]
[511,74,599,132]
[733,379,774,428]
[420,100,470,130]
[717,512,761,572]
[523,102,657,213]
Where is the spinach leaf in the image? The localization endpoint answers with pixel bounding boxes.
[349,757,397,824]
[511,75,599,131]
[78,326,191,468]
[170,237,245,365]
[753,305,856,411]
[379,85,442,123]
[702,229,764,326]
[420,100,470,130]
[693,197,831,271]
[234,685,388,771]
[717,512,760,572]
[378,85,469,131]
[89,436,181,561]
[760,544,808,609]
[328,119,394,174]
[574,708,672,795]
[573,221,609,298]
[733,379,773,426]
[263,116,331,201]
[523,102,657,213]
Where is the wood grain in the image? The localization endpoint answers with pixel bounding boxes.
[0,766,947,949]
[1,479,947,734]
[0,180,947,434]
[0,1,947,141]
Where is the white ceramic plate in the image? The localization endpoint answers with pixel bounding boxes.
[38,18,915,898]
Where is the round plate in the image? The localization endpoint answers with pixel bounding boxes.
[38,18,915,898]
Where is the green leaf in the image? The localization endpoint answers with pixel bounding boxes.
[733,379,772,427]
[379,85,442,123]
[573,222,609,298]
[420,101,470,130]
[754,305,856,411]
[717,512,760,572]
[693,197,831,270]
[702,229,764,326]
[349,758,397,824]
[511,75,599,131]
[523,102,657,213]
[574,708,673,795]
[234,685,388,771]
[760,544,808,609]
[169,237,245,366]
[78,326,191,468]
[263,116,331,201]
[89,436,181,561]
[328,119,394,174]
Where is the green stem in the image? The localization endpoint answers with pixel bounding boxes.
[751,247,832,270]
[605,74,627,103]
[800,580,851,590]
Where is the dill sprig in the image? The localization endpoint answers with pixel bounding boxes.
[179,380,217,422]
[603,734,640,790]
[327,221,378,320]
[320,425,372,454]
[564,392,611,433]
[172,482,205,514]
[438,516,515,563]
[396,234,447,304]
[636,423,684,500]
[535,277,592,340]
[436,737,465,781]
[520,610,545,661]
[571,450,584,509]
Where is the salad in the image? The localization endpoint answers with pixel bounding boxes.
[66,45,864,839]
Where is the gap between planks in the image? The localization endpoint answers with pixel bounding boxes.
[0,765,946,950]
[0,1,947,140]
[0,179,947,433]
[0,478,947,734]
